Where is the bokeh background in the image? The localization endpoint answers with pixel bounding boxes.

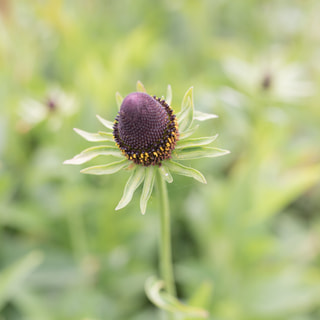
[1,1,320,319]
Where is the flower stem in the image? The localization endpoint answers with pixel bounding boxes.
[157,170,177,299]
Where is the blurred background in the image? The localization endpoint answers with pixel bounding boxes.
[1,0,320,319]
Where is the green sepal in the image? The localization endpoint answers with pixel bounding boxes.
[80,159,128,175]
[166,84,172,106]
[165,160,207,184]
[63,146,123,165]
[73,128,113,142]
[194,110,218,121]
[158,165,173,183]
[136,80,147,93]
[179,125,199,140]
[140,166,156,215]
[145,277,209,318]
[177,87,194,132]
[173,147,230,161]
[176,135,218,149]
[96,114,114,130]
[116,166,145,210]
[115,92,123,110]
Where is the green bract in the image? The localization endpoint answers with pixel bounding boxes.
[64,82,230,214]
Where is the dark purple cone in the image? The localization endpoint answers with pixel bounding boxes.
[113,92,179,166]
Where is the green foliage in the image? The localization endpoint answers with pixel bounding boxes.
[1,1,320,319]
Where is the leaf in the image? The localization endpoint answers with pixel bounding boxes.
[115,166,145,210]
[159,165,173,183]
[177,87,194,132]
[136,80,147,93]
[115,92,123,109]
[63,146,123,165]
[173,147,230,160]
[179,125,199,140]
[166,84,172,106]
[145,277,209,318]
[140,166,156,215]
[165,160,207,184]
[194,110,218,121]
[80,159,128,175]
[176,135,218,149]
[0,251,43,309]
[186,282,213,320]
[73,128,113,142]
[96,114,114,130]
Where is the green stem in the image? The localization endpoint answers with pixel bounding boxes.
[157,170,177,299]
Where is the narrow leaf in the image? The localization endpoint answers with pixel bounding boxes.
[194,110,218,121]
[116,166,145,210]
[166,84,172,106]
[159,165,173,183]
[177,87,194,132]
[136,80,147,93]
[140,166,156,215]
[63,146,122,165]
[96,114,114,130]
[73,128,113,142]
[115,92,123,109]
[165,160,207,184]
[80,159,128,175]
[0,251,43,309]
[145,277,209,318]
[173,147,230,160]
[179,125,199,140]
[176,135,218,149]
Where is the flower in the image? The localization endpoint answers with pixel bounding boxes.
[64,82,229,214]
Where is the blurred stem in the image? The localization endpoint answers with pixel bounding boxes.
[157,170,176,316]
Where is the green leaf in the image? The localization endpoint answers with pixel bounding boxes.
[145,277,209,318]
[140,166,156,215]
[136,80,147,93]
[159,165,173,183]
[0,251,43,310]
[173,147,230,160]
[64,146,122,165]
[179,125,199,140]
[96,114,114,130]
[165,160,207,184]
[166,84,172,106]
[177,87,194,132]
[80,159,128,175]
[194,110,218,121]
[73,128,113,142]
[115,92,123,109]
[176,135,218,149]
[116,166,145,210]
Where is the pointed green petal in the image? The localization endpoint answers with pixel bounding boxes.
[136,80,147,93]
[115,92,123,110]
[116,166,145,210]
[96,114,114,130]
[140,166,156,215]
[165,160,206,184]
[179,125,199,140]
[166,84,172,106]
[173,147,230,161]
[63,146,122,165]
[158,165,173,183]
[176,135,218,149]
[73,128,113,142]
[145,277,209,318]
[194,110,218,121]
[80,159,128,175]
[177,87,194,132]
